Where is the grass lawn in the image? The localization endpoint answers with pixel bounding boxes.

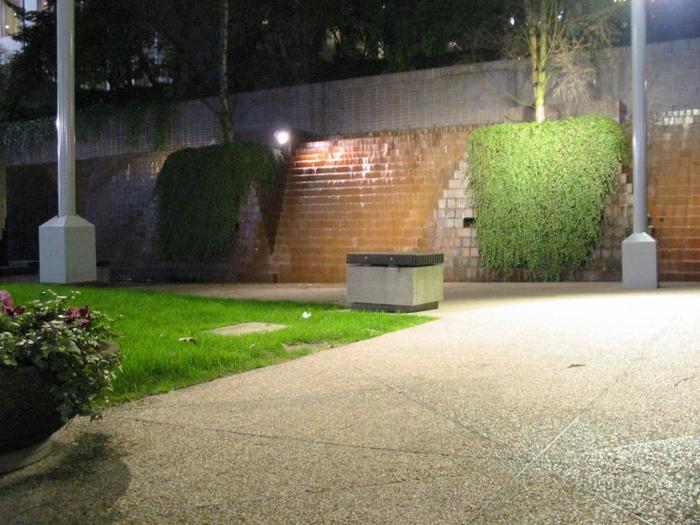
[3,284,431,405]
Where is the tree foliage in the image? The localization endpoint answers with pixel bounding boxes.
[0,0,698,123]
[500,0,624,122]
[0,0,509,121]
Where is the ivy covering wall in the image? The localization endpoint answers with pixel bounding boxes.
[469,115,630,280]
[154,141,280,261]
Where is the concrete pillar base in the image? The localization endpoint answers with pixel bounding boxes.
[39,215,97,283]
[622,232,658,289]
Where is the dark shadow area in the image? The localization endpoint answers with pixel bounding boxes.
[0,229,8,267]
[5,164,57,263]
[257,161,288,254]
[0,433,131,525]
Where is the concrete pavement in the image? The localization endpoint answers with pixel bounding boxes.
[1,283,699,524]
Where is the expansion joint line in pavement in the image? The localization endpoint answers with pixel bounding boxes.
[460,416,656,525]
[348,365,520,457]
[462,311,683,525]
[356,370,660,525]
[347,360,669,523]
[112,414,509,461]
[462,417,582,524]
[577,309,683,419]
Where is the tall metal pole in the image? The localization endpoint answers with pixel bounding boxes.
[631,0,647,234]
[39,0,96,284]
[621,0,657,289]
[56,0,76,217]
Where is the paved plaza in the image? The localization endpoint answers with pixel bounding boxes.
[1,283,699,524]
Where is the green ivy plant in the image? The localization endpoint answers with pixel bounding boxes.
[154,141,281,262]
[0,101,173,151]
[469,114,630,280]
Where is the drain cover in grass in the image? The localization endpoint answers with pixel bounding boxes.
[207,322,288,336]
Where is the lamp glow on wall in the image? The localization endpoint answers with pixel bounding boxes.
[274,130,291,146]
[621,0,658,289]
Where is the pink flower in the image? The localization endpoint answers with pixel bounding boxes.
[65,307,80,323]
[0,290,13,309]
[65,304,92,327]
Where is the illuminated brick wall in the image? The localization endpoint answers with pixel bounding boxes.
[269,126,475,282]
[649,111,700,281]
[4,117,699,283]
[271,126,633,283]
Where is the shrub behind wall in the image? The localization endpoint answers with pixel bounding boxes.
[469,115,630,280]
[154,141,280,262]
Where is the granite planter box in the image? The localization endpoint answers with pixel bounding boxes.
[346,252,444,312]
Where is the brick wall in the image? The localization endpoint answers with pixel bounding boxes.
[4,151,275,282]
[5,117,699,283]
[268,127,476,282]
[268,125,636,283]
[5,164,57,262]
[649,110,700,281]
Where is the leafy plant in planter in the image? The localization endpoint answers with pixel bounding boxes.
[0,290,121,469]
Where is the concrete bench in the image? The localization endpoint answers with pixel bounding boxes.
[346,253,444,312]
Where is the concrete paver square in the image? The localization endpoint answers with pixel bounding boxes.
[206,322,288,336]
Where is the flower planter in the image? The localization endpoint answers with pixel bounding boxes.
[0,289,121,475]
[0,366,64,474]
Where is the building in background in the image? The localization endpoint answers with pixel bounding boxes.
[1,0,48,55]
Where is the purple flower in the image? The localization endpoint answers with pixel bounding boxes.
[79,305,90,317]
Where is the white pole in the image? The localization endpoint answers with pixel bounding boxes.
[56,0,76,217]
[38,0,96,283]
[631,0,647,234]
[621,0,658,289]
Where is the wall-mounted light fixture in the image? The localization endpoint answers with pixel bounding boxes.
[274,129,291,146]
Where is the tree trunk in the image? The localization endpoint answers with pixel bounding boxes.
[534,83,546,122]
[525,0,553,123]
[217,0,234,143]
